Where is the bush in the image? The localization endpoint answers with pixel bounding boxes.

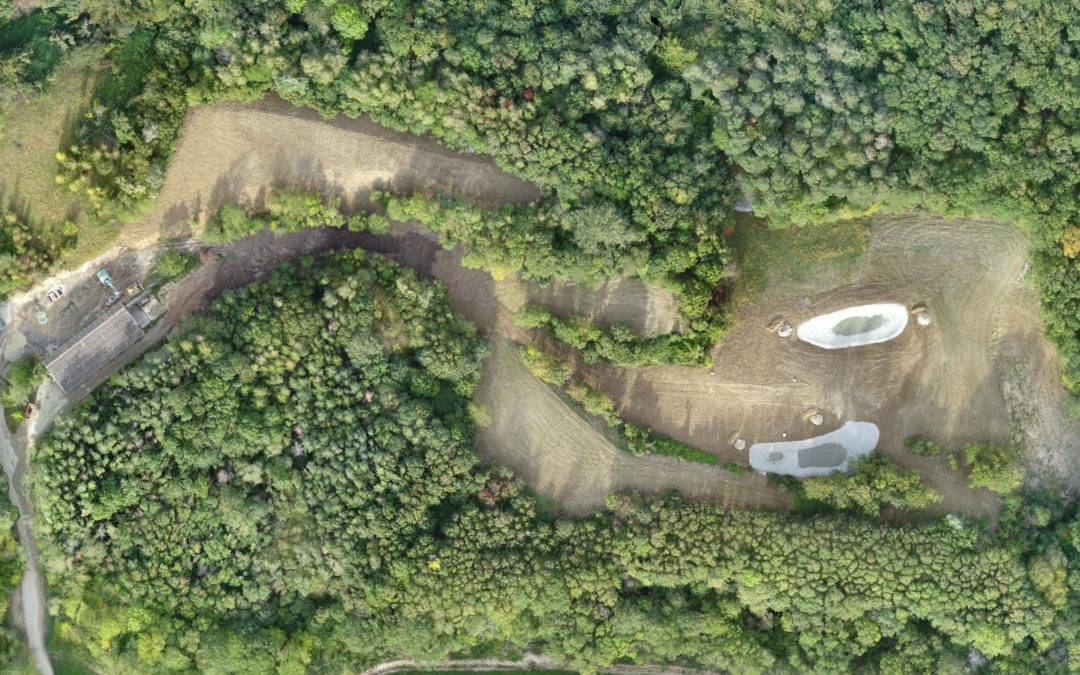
[266,190,345,231]
[2,356,45,428]
[153,250,198,282]
[0,209,77,298]
[963,443,1024,495]
[519,346,570,386]
[801,455,942,517]
[905,435,942,457]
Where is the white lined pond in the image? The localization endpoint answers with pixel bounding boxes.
[749,421,879,476]
[797,303,908,349]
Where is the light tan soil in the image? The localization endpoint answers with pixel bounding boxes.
[116,96,541,249]
[583,214,1043,519]
[475,337,790,515]
[523,277,682,336]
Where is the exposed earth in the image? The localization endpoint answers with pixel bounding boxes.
[4,96,1077,531]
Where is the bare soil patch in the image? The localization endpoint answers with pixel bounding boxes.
[116,96,541,249]
[475,337,790,515]
[584,214,1043,519]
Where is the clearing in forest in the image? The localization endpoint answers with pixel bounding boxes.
[583,213,1070,519]
[11,96,1073,520]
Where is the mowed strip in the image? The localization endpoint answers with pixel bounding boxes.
[475,337,791,514]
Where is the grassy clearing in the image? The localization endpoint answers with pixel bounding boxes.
[730,211,870,304]
[0,47,120,269]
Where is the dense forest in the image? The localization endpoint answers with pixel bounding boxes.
[0,492,27,672]
[27,253,1080,672]
[10,0,1080,672]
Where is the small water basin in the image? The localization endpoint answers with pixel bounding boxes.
[797,303,908,349]
[748,421,879,477]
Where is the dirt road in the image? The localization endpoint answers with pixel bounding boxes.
[476,338,790,514]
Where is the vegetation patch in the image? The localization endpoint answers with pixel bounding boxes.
[200,190,387,243]
[0,207,76,299]
[0,491,26,672]
[731,213,870,304]
[151,249,199,284]
[800,455,942,517]
[2,355,45,429]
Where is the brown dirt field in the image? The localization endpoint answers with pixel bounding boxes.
[583,214,1043,519]
[115,95,541,249]
[475,337,790,515]
[523,277,682,336]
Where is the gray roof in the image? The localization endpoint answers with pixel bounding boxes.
[44,305,144,393]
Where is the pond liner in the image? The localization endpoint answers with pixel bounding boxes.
[796,303,908,349]
[748,421,879,477]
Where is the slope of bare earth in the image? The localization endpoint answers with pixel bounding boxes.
[475,337,790,515]
[114,95,542,248]
[584,214,1045,520]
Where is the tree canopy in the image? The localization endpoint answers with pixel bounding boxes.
[26,253,1080,673]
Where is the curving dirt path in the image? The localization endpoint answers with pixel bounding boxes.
[475,338,790,514]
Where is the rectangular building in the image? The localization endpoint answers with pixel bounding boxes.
[43,305,145,393]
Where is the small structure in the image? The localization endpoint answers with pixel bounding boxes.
[43,304,145,393]
[910,303,932,326]
[45,285,65,303]
[733,437,747,451]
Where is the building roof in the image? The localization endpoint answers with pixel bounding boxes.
[44,305,144,393]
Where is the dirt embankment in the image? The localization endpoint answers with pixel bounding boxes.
[475,338,790,515]
[116,96,541,249]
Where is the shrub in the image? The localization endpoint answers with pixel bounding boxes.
[905,435,942,457]
[519,346,570,386]
[963,443,1024,495]
[153,250,198,282]
[2,356,45,428]
[801,455,942,517]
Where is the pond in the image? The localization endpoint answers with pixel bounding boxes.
[748,421,879,477]
[797,303,908,349]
